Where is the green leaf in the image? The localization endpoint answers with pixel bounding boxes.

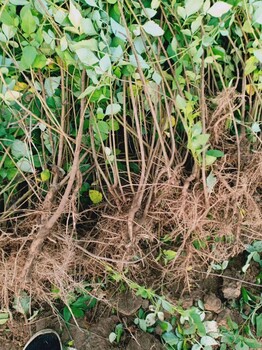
[10,0,29,4]
[253,6,262,24]
[162,331,179,346]
[159,321,172,332]
[41,169,50,182]
[252,251,261,264]
[34,0,49,15]
[85,0,97,6]
[17,158,34,173]
[177,6,187,19]
[0,313,9,325]
[191,134,210,149]
[221,260,228,270]
[242,20,253,33]
[3,90,22,102]
[89,190,103,204]
[2,24,16,40]
[0,169,7,179]
[245,56,258,75]
[43,131,53,154]
[21,46,37,70]
[192,122,202,137]
[207,1,232,18]
[51,285,60,297]
[242,252,254,273]
[139,319,147,332]
[72,295,96,310]
[75,48,99,66]
[7,168,18,180]
[251,122,261,133]
[71,296,87,309]
[202,35,214,47]
[107,119,119,131]
[86,296,97,309]
[33,54,47,69]
[129,54,149,69]
[0,32,7,43]
[163,250,177,262]
[206,172,217,193]
[206,149,224,158]
[53,8,67,24]
[205,155,216,166]
[236,341,249,350]
[105,103,121,116]
[161,299,175,313]
[151,0,160,9]
[203,0,211,13]
[241,287,250,302]
[212,46,226,59]
[142,8,157,19]
[201,336,218,346]
[243,337,262,349]
[145,313,156,327]
[152,71,162,85]
[13,292,31,315]
[256,314,262,337]
[190,310,206,336]
[0,8,15,26]
[78,86,97,99]
[254,49,262,63]
[110,18,127,41]
[193,239,207,250]
[20,6,37,35]
[247,241,262,253]
[115,323,123,342]
[98,54,111,72]
[109,332,117,343]
[176,95,187,110]
[11,140,29,158]
[60,36,68,51]
[142,20,164,37]
[185,0,204,17]
[69,1,82,29]
[63,306,72,322]
[71,306,85,318]
[134,37,146,54]
[191,16,202,33]
[81,18,97,36]
[97,121,109,134]
[44,77,61,97]
[192,344,202,350]
[110,45,124,62]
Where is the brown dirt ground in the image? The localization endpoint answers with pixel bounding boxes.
[1,257,261,349]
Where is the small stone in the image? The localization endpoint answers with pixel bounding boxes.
[83,333,113,350]
[216,308,232,327]
[141,299,149,310]
[205,312,215,321]
[181,296,193,309]
[116,291,143,316]
[155,325,163,336]
[222,279,241,299]
[88,316,118,338]
[126,332,163,350]
[204,293,222,313]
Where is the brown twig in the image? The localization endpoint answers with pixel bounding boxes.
[20,71,87,282]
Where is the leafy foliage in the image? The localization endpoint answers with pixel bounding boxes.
[63,293,97,322]
[1,0,261,212]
